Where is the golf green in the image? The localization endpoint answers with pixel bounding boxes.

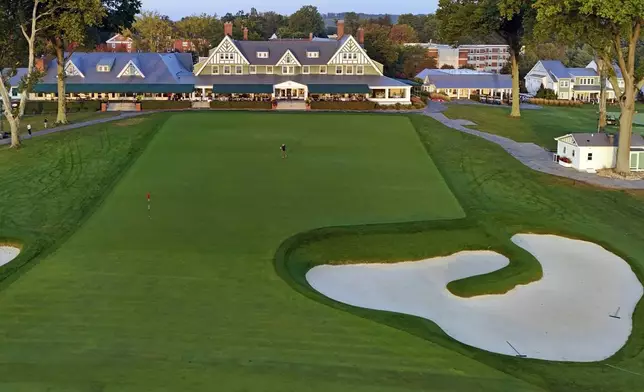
[0,113,544,391]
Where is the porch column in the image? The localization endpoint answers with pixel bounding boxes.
[385,88,389,99]
[500,90,504,100]
[201,87,206,100]
[491,89,495,98]
[467,89,471,99]
[457,89,461,99]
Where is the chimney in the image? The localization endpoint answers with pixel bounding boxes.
[357,28,364,45]
[243,27,249,41]
[224,22,233,37]
[35,56,47,72]
[608,133,615,146]
[309,32,313,41]
[337,20,345,39]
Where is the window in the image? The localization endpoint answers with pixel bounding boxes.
[561,80,569,88]
[302,65,310,74]
[220,54,225,60]
[121,63,139,76]
[572,150,575,157]
[266,66,273,74]
[307,51,319,58]
[66,63,81,76]
[212,65,219,75]
[335,66,343,75]
[357,65,364,75]
[319,65,327,74]
[352,53,358,60]
[282,66,294,75]
[257,51,269,58]
[345,65,354,75]
[249,65,256,74]
[563,147,566,154]
[111,43,116,48]
[223,65,231,75]
[587,153,593,161]
[235,66,243,75]
[182,41,188,47]
[342,53,348,60]
[97,65,110,72]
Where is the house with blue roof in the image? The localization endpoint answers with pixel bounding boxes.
[525,60,625,101]
[416,69,512,100]
[2,68,29,101]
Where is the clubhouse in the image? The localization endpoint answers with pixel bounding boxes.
[31,23,412,106]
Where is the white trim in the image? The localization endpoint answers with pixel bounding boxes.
[65,60,85,78]
[117,59,145,78]
[196,36,249,75]
[276,49,302,67]
[235,65,243,75]
[249,65,257,74]
[345,65,354,75]
[319,65,327,74]
[106,35,133,44]
[302,65,310,74]
[212,65,219,75]
[223,65,231,75]
[356,65,364,75]
[327,35,383,76]
[335,65,343,75]
[266,66,274,74]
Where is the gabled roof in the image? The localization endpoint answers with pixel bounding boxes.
[234,39,342,66]
[2,68,29,86]
[417,69,512,89]
[97,56,116,68]
[568,68,597,77]
[65,58,85,78]
[556,133,644,148]
[540,60,572,80]
[107,34,133,43]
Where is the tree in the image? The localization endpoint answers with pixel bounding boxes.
[175,14,221,57]
[397,45,437,78]
[363,23,399,74]
[0,0,45,148]
[288,5,325,37]
[438,0,534,118]
[131,10,173,52]
[441,64,455,69]
[459,64,476,70]
[344,12,361,36]
[534,0,644,173]
[100,0,140,36]
[256,11,287,40]
[422,14,440,42]
[389,24,419,44]
[43,0,104,125]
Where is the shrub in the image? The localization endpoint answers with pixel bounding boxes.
[528,98,582,108]
[535,83,558,100]
[429,92,451,102]
[210,101,272,110]
[24,100,101,114]
[470,93,481,102]
[141,101,192,110]
[310,101,377,110]
[559,156,572,164]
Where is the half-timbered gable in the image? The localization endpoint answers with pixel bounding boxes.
[196,36,249,75]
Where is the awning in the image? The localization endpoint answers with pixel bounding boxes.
[308,84,370,94]
[33,83,194,93]
[212,84,273,93]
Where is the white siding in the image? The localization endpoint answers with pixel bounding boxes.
[557,141,579,167]
[577,146,616,171]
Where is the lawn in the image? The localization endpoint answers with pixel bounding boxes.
[0,111,643,391]
[1,111,118,136]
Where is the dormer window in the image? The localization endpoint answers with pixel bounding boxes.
[307,51,319,58]
[257,51,269,58]
[97,65,111,72]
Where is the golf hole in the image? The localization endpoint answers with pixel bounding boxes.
[306,234,644,362]
[0,246,21,268]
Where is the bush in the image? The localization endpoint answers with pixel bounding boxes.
[141,101,192,110]
[470,93,481,102]
[535,83,558,100]
[210,101,272,109]
[559,156,572,163]
[24,100,100,114]
[429,92,451,102]
[528,98,583,108]
[310,101,377,110]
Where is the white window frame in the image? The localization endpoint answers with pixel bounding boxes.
[266,66,273,74]
[307,51,319,58]
[319,65,327,74]
[587,152,593,161]
[561,80,569,88]
[212,65,219,75]
[220,54,225,61]
[235,65,243,75]
[335,66,343,75]
[302,65,310,74]
[282,66,294,75]
[257,52,269,58]
[356,65,364,75]
[249,65,256,74]
[223,65,231,75]
[345,65,354,75]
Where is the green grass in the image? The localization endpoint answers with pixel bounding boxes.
[1,111,643,391]
[1,111,118,135]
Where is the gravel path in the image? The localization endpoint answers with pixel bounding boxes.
[424,102,644,190]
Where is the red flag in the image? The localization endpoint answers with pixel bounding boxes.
[147,192,151,201]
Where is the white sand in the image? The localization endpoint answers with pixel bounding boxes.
[0,246,20,268]
[306,234,644,362]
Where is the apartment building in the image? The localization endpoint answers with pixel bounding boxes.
[406,43,511,73]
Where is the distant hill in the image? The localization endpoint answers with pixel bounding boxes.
[322,13,400,27]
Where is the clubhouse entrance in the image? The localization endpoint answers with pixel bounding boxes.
[274,81,308,100]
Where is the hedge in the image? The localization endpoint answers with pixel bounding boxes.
[430,92,451,102]
[310,101,377,110]
[210,101,272,109]
[528,98,583,107]
[24,101,101,114]
[141,101,192,110]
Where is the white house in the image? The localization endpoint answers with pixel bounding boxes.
[2,68,28,101]
[554,133,644,172]
[416,69,512,100]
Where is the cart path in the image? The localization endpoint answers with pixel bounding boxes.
[424,102,644,190]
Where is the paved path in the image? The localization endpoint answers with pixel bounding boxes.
[424,102,644,190]
[0,112,146,146]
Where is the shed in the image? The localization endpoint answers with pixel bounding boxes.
[554,133,644,172]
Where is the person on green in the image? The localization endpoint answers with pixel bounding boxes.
[280,144,287,159]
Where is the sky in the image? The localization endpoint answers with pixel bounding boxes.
[141,0,439,19]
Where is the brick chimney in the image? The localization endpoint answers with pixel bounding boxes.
[243,27,249,40]
[35,56,47,72]
[309,32,313,41]
[337,20,345,39]
[357,28,364,45]
[224,22,233,37]
[608,133,615,145]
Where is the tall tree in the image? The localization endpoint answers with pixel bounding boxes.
[44,0,104,125]
[175,14,221,56]
[397,45,438,78]
[438,0,534,118]
[131,10,173,52]
[101,0,140,35]
[259,11,287,39]
[0,0,46,148]
[343,12,361,36]
[363,23,399,74]
[288,5,325,37]
[389,24,419,44]
[534,0,644,173]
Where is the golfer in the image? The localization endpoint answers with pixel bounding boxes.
[27,124,32,137]
[147,192,151,217]
[280,144,287,159]
[43,119,48,129]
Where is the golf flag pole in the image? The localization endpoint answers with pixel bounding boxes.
[147,192,151,219]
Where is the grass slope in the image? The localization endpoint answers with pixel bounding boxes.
[2,112,119,136]
[285,114,644,391]
[0,113,544,391]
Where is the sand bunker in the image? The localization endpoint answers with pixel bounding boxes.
[0,246,20,268]
[306,234,643,362]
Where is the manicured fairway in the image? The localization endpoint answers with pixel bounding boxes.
[0,113,546,391]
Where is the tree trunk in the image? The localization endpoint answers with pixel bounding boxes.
[54,37,68,125]
[616,86,635,173]
[510,51,521,118]
[0,81,20,148]
[598,59,607,131]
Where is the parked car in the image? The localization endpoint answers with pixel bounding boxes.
[606,115,618,126]
[0,131,10,140]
